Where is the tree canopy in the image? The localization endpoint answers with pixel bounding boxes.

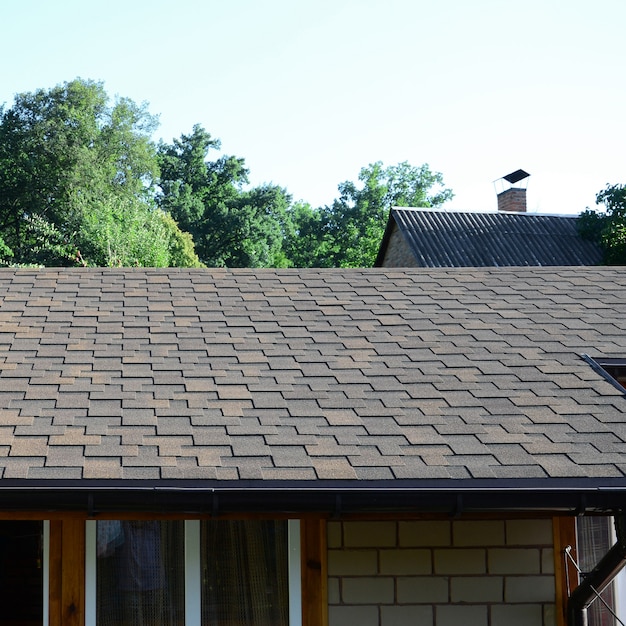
[157,125,292,267]
[312,161,453,267]
[0,79,454,268]
[578,184,626,264]
[0,79,202,267]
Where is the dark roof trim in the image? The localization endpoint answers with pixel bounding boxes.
[374,209,396,266]
[1,478,626,516]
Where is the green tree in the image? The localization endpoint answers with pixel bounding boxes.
[282,201,329,268]
[158,126,293,267]
[78,198,202,267]
[0,78,193,267]
[578,184,626,264]
[298,161,453,268]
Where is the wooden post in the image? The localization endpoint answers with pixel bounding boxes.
[301,518,328,626]
[49,521,62,626]
[49,519,85,626]
[554,516,578,626]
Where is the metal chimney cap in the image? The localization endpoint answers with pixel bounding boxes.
[502,169,530,184]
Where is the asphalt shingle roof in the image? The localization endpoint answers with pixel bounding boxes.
[0,267,624,497]
[375,208,603,267]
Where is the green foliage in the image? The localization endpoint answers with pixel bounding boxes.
[157,126,292,267]
[23,214,79,266]
[578,184,626,265]
[158,212,204,268]
[0,79,454,269]
[282,202,328,268]
[78,197,201,267]
[300,161,453,268]
[0,79,163,266]
[0,232,15,266]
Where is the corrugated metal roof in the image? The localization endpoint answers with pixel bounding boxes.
[377,209,603,267]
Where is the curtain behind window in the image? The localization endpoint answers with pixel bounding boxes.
[96,520,185,626]
[201,520,288,626]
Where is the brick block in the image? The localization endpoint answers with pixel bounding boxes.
[544,604,557,626]
[328,550,378,576]
[397,576,448,603]
[491,604,543,626]
[450,576,503,603]
[542,548,555,574]
[399,521,451,547]
[381,605,433,626]
[454,520,505,546]
[328,605,378,626]
[506,519,553,545]
[505,575,555,603]
[436,605,487,626]
[434,549,486,574]
[488,548,541,574]
[328,577,340,604]
[380,549,431,575]
[344,521,396,547]
[342,577,395,604]
[328,521,342,548]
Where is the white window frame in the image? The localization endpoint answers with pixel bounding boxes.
[184,520,201,626]
[85,519,302,626]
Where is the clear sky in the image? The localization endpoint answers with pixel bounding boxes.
[1,0,624,214]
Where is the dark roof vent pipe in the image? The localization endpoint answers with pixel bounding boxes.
[494,169,530,213]
[568,512,626,626]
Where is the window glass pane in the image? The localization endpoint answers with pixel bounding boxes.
[96,520,185,626]
[577,516,616,626]
[201,520,288,626]
[0,521,43,625]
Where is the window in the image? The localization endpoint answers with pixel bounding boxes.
[581,355,626,393]
[86,520,301,626]
[95,520,185,626]
[0,520,48,626]
[594,358,626,391]
[577,516,617,626]
[202,520,289,625]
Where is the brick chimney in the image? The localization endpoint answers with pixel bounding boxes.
[497,187,527,212]
[494,169,530,213]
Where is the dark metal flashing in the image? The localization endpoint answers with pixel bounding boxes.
[1,478,626,516]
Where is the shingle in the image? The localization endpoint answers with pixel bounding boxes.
[220,456,270,479]
[45,445,85,467]
[312,457,357,479]
[83,457,123,479]
[230,435,270,457]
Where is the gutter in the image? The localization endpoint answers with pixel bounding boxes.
[0,479,625,515]
[568,513,626,626]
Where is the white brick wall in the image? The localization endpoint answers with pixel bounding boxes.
[327,518,556,626]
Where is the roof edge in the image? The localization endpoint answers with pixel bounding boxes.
[0,477,624,516]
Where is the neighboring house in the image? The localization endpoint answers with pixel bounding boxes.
[0,267,624,626]
[375,207,603,268]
